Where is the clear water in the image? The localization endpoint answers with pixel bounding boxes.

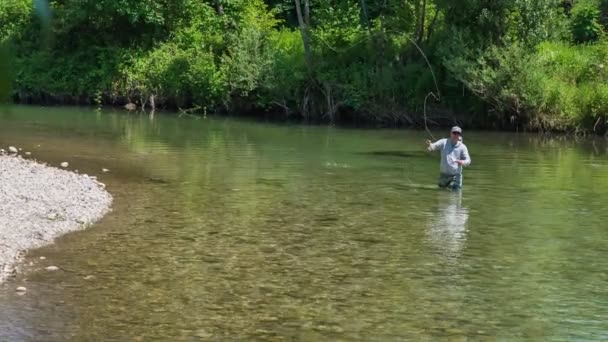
[0,106,607,340]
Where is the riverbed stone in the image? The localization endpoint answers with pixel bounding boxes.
[45,266,59,271]
[8,146,18,154]
[60,162,69,168]
[16,286,27,292]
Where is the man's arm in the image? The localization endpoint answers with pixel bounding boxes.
[458,145,471,166]
[426,139,446,152]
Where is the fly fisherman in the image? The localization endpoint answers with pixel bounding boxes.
[426,126,471,190]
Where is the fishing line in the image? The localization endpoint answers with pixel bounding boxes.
[423,92,437,141]
[317,29,442,187]
[316,29,441,141]
[399,36,440,189]
[403,35,440,142]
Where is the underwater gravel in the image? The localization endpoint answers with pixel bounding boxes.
[0,154,112,282]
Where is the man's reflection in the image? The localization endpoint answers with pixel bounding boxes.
[427,191,469,260]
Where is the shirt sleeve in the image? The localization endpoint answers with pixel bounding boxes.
[460,145,471,166]
[428,139,446,152]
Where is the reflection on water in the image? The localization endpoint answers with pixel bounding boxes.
[427,192,469,260]
[0,106,607,340]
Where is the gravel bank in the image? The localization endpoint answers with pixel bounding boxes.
[0,154,112,282]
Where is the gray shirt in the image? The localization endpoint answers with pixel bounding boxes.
[428,138,471,175]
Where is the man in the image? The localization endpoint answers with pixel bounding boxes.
[426,126,471,190]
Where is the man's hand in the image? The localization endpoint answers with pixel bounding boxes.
[455,160,464,166]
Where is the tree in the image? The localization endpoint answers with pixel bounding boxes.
[293,0,311,66]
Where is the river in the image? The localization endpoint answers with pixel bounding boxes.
[0,106,607,340]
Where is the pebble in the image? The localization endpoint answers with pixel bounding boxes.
[8,146,18,154]
[60,162,69,168]
[102,168,110,173]
[39,256,46,260]
[45,266,59,271]
[16,286,27,292]
[25,152,32,156]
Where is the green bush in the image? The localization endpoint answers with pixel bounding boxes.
[120,42,226,108]
[445,39,608,131]
[571,0,603,43]
[0,0,31,42]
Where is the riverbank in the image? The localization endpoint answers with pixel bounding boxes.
[0,153,112,283]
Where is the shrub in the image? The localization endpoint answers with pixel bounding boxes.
[571,0,603,43]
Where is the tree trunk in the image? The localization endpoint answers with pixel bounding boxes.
[414,0,421,38]
[150,94,156,111]
[359,0,371,31]
[304,0,310,26]
[294,0,312,65]
[426,8,439,42]
[214,0,224,15]
[417,0,427,44]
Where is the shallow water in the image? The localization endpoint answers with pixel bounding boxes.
[0,106,607,340]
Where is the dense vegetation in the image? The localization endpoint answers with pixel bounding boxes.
[1,0,607,132]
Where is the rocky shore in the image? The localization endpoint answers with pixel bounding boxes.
[0,152,112,282]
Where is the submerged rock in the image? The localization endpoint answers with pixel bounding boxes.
[16,286,27,292]
[45,266,59,271]
[60,162,69,168]
[25,152,32,156]
[102,168,110,173]
[8,146,18,154]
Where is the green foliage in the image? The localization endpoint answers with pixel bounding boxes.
[1,0,608,131]
[508,0,568,46]
[121,43,226,107]
[444,40,608,131]
[258,29,306,113]
[0,43,11,102]
[0,0,31,42]
[570,0,603,43]
[222,0,280,101]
